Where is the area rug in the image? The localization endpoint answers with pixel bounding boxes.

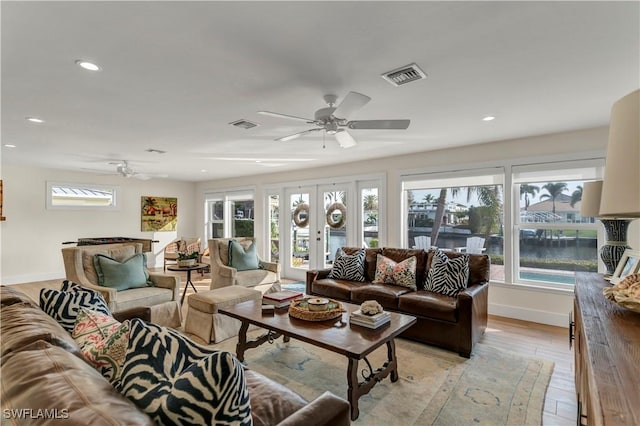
[214,333,553,425]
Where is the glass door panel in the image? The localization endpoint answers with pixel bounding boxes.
[268,195,280,263]
[321,186,348,269]
[290,192,311,272]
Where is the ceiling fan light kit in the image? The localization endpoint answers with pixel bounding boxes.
[258,91,410,148]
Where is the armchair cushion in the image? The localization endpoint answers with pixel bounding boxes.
[40,280,111,333]
[229,240,260,271]
[118,319,252,425]
[425,250,469,297]
[93,253,151,291]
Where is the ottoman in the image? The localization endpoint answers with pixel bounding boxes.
[185,286,262,343]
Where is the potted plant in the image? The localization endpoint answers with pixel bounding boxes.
[177,250,199,267]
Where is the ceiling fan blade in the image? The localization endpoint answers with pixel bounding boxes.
[258,111,314,123]
[275,128,322,142]
[334,129,357,148]
[333,92,371,118]
[347,119,410,130]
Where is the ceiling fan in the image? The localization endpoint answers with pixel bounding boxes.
[80,160,168,180]
[110,160,168,180]
[258,91,410,148]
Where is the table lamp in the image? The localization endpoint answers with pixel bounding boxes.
[598,89,639,275]
[580,180,630,277]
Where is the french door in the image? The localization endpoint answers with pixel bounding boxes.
[283,184,351,281]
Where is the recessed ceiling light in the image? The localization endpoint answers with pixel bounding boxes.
[75,60,101,71]
[26,117,44,123]
[200,169,207,173]
[4,144,16,148]
[482,116,496,121]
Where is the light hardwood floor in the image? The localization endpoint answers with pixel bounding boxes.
[11,269,577,426]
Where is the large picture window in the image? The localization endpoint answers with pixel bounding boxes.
[512,160,603,286]
[403,168,505,281]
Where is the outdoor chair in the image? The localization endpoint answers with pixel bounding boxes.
[413,235,431,249]
[455,236,486,254]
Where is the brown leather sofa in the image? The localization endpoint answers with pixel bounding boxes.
[306,247,490,358]
[0,285,350,426]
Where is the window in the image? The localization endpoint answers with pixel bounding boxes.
[512,160,603,286]
[361,187,379,248]
[205,190,254,240]
[46,182,118,210]
[403,168,504,281]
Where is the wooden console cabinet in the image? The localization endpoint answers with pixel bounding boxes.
[573,272,640,425]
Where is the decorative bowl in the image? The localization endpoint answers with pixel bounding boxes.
[177,259,196,267]
[307,298,330,311]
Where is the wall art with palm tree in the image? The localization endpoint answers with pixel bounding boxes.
[141,196,177,231]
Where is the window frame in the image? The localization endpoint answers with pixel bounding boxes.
[46,181,119,210]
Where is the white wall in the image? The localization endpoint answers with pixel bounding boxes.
[195,126,639,328]
[0,165,197,284]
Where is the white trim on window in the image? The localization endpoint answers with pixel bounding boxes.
[46,181,119,210]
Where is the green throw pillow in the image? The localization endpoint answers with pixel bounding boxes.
[93,253,151,291]
[228,240,260,271]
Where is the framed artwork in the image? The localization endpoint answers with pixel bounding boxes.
[141,196,177,231]
[611,249,640,284]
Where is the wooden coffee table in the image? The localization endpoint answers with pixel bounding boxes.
[219,300,416,420]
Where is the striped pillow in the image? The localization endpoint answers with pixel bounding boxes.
[40,280,111,333]
[328,248,366,282]
[425,250,469,297]
[118,319,252,426]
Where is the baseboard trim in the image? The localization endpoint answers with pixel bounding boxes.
[1,272,65,286]
[489,303,569,328]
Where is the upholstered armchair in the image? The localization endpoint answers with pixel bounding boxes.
[163,237,201,271]
[209,238,280,293]
[62,242,182,327]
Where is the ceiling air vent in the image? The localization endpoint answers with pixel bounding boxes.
[381,63,427,87]
[229,119,259,129]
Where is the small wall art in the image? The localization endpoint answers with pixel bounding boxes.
[141,196,177,231]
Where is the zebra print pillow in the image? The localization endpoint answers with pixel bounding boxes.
[118,319,252,426]
[328,248,366,282]
[425,250,469,297]
[40,280,111,333]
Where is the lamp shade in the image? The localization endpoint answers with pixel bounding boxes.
[580,180,603,218]
[599,89,640,217]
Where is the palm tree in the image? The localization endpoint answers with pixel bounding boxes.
[540,182,568,215]
[363,194,378,211]
[520,184,540,210]
[570,185,583,207]
[422,194,436,204]
[430,186,502,245]
[407,190,416,208]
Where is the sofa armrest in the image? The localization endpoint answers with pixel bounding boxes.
[276,391,350,426]
[112,306,151,322]
[149,273,180,301]
[305,269,331,294]
[457,281,489,357]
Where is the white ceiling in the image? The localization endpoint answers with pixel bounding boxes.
[2,1,639,182]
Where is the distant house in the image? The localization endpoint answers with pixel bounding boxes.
[522,194,589,223]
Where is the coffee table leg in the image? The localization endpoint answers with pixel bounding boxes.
[387,339,399,382]
[347,357,360,421]
[236,321,250,362]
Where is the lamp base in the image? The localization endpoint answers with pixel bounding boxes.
[599,219,632,276]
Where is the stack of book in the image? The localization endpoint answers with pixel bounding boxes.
[262,290,304,308]
[349,309,391,329]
